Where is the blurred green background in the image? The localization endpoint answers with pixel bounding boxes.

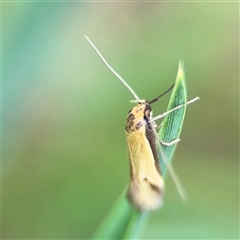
[2,2,238,239]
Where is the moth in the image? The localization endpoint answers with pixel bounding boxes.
[84,35,199,211]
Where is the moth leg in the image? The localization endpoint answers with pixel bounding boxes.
[160,138,180,146]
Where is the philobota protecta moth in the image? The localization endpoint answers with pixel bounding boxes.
[84,35,200,212]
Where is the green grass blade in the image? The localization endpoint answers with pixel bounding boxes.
[158,61,187,175]
[91,190,147,239]
[91,62,190,239]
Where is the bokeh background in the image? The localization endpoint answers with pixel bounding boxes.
[2,2,239,239]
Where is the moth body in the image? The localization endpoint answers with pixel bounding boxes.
[125,103,164,211]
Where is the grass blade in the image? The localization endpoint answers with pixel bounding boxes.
[158,61,187,175]
[91,190,147,239]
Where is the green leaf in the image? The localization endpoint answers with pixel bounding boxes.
[91,190,148,239]
[158,61,187,175]
[91,62,188,239]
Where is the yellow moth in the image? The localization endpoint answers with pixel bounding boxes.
[84,35,199,211]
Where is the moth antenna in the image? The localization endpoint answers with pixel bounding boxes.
[157,139,188,201]
[148,83,175,104]
[151,97,200,122]
[84,35,141,102]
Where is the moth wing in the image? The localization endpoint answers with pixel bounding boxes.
[126,131,164,211]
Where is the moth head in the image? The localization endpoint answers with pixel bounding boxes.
[130,102,152,118]
[125,84,174,132]
[128,82,175,121]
